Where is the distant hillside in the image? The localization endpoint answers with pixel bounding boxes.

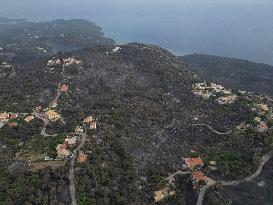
[0,17,27,24]
[180,54,273,96]
[0,19,115,62]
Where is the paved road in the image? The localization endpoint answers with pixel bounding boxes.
[196,150,273,205]
[221,150,273,186]
[69,131,87,205]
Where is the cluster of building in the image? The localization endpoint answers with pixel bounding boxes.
[0,112,19,128]
[182,157,213,192]
[0,112,35,128]
[47,57,81,68]
[217,95,237,105]
[56,135,77,159]
[235,94,273,134]
[252,103,272,133]
[55,135,88,163]
[47,58,61,67]
[193,82,237,105]
[50,115,98,161]
[154,156,216,203]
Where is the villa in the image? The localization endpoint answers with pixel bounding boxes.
[191,171,209,191]
[45,110,61,121]
[183,157,204,170]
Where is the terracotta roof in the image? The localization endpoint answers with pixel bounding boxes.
[10,113,18,119]
[77,151,87,163]
[184,157,204,170]
[61,141,68,150]
[60,84,68,92]
[258,121,269,133]
[90,121,97,129]
[260,121,268,128]
[8,122,18,127]
[192,171,208,183]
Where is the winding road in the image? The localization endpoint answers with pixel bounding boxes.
[220,150,273,186]
[69,131,87,205]
[33,111,57,137]
[187,123,233,135]
[196,150,273,205]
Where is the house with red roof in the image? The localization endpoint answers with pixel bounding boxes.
[60,141,68,150]
[8,122,18,127]
[90,121,97,130]
[183,157,204,170]
[10,113,19,119]
[191,171,209,191]
[77,151,87,163]
[257,121,269,133]
[60,84,68,92]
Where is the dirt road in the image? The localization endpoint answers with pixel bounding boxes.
[187,123,233,135]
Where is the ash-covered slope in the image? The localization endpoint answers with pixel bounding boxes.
[180,54,273,96]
